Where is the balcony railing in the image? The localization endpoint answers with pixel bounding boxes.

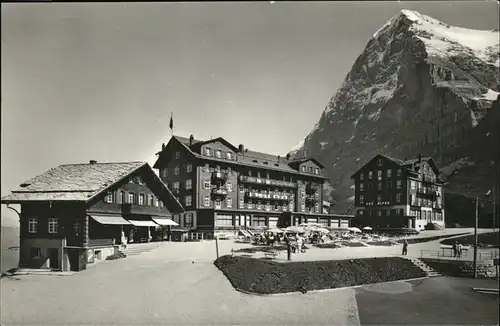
[305,197,318,206]
[239,175,296,188]
[211,188,228,198]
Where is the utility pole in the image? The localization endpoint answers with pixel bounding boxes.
[215,234,220,259]
[473,196,479,279]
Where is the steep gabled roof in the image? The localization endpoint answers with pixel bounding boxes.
[288,157,325,169]
[1,162,184,212]
[156,135,327,177]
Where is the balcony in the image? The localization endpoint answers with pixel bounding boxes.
[421,175,436,184]
[239,175,296,188]
[305,196,317,206]
[212,171,228,183]
[211,187,228,198]
[417,189,437,199]
[246,191,290,202]
[305,184,318,195]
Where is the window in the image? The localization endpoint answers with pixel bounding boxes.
[314,168,319,175]
[300,203,305,212]
[185,180,192,190]
[203,196,210,207]
[289,201,294,211]
[174,151,180,159]
[139,194,145,205]
[30,247,41,259]
[377,210,382,217]
[203,180,211,189]
[377,170,383,180]
[314,203,320,213]
[226,198,233,208]
[300,190,305,198]
[185,195,192,207]
[396,193,402,203]
[360,173,364,180]
[226,152,233,160]
[377,195,382,202]
[308,167,313,173]
[227,182,232,192]
[161,168,168,178]
[239,198,244,208]
[48,218,58,234]
[400,209,404,216]
[215,149,222,158]
[387,169,392,177]
[396,180,402,189]
[128,193,135,204]
[256,201,262,210]
[105,192,113,203]
[174,165,180,176]
[136,176,143,184]
[300,166,306,172]
[360,183,364,191]
[73,222,81,236]
[359,210,364,216]
[378,182,382,190]
[215,199,222,209]
[216,215,233,226]
[204,147,212,156]
[148,194,154,206]
[173,182,180,190]
[359,195,364,204]
[160,200,164,208]
[28,217,38,233]
[396,209,401,216]
[186,164,193,173]
[387,181,393,189]
[154,197,159,207]
[120,191,125,204]
[377,159,383,166]
[184,213,194,228]
[411,181,416,190]
[368,171,373,179]
[396,169,402,177]
[252,216,267,227]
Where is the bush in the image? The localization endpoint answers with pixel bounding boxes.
[424,223,445,230]
[106,252,127,260]
[214,255,426,294]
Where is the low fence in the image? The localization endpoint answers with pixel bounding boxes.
[420,248,499,261]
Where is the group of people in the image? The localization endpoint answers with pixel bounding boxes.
[284,234,306,261]
[452,241,463,259]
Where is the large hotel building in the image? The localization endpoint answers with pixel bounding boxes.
[153,135,352,237]
[351,153,445,230]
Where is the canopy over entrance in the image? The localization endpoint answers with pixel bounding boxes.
[89,214,131,225]
[127,220,158,227]
[151,218,179,226]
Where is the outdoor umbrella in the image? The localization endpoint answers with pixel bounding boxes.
[285,226,305,233]
[314,227,330,234]
[362,226,373,231]
[299,222,323,228]
[267,228,284,234]
[348,227,362,233]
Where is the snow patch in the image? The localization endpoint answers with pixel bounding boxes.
[345,134,355,143]
[319,141,328,150]
[290,137,305,153]
[473,89,499,101]
[368,108,382,121]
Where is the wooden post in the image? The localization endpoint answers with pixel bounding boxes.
[473,196,479,279]
[215,234,220,259]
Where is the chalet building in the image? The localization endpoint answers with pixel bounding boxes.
[1,161,184,272]
[153,135,352,237]
[351,154,445,230]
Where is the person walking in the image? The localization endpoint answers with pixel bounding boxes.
[402,238,408,255]
[453,241,458,258]
[457,242,463,259]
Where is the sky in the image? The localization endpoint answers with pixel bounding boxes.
[1,1,499,226]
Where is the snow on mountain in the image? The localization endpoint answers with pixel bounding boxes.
[289,9,499,212]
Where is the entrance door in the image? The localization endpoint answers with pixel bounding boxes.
[48,248,59,270]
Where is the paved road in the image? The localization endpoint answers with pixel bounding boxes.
[1,237,498,325]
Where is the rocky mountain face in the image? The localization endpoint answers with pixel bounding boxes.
[289,10,499,213]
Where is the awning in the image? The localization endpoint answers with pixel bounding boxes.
[127,220,158,227]
[152,218,179,226]
[89,214,131,225]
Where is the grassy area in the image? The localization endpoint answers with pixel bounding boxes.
[214,255,426,294]
[440,232,499,248]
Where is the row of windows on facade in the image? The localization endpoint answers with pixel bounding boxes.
[171,212,194,228]
[358,209,443,221]
[201,196,320,213]
[359,180,403,191]
[359,193,404,204]
[27,217,61,234]
[361,168,402,181]
[213,216,331,227]
[104,191,165,207]
[160,163,193,178]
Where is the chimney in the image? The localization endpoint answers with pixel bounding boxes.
[189,134,194,146]
[286,153,291,160]
[238,144,244,153]
[161,143,166,150]
[89,160,97,164]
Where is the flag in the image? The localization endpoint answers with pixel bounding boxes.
[169,113,173,131]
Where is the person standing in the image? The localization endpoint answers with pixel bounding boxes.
[402,238,408,255]
[457,242,463,259]
[453,241,458,258]
[285,235,292,261]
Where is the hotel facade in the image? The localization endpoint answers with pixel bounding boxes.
[153,135,352,237]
